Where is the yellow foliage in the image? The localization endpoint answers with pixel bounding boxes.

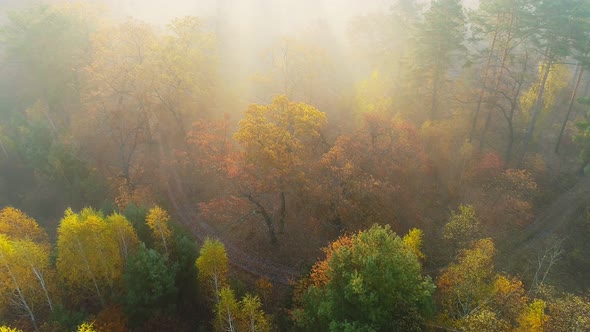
[196,238,228,301]
[403,228,426,260]
[519,63,570,126]
[106,213,139,260]
[0,327,23,332]
[355,70,393,116]
[56,208,123,303]
[234,95,327,177]
[146,206,172,256]
[516,299,549,332]
[77,322,97,332]
[0,234,54,320]
[0,207,49,244]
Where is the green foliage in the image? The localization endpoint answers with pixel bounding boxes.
[122,243,178,326]
[294,225,434,331]
[123,204,152,246]
[170,231,200,317]
[48,304,87,332]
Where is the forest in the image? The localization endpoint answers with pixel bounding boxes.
[0,0,590,331]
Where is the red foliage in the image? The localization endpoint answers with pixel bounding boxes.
[468,152,505,183]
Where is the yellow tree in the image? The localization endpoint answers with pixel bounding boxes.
[516,299,550,332]
[214,287,238,332]
[0,235,40,331]
[214,288,270,332]
[56,208,122,306]
[0,207,55,315]
[12,239,56,313]
[0,327,22,332]
[437,238,496,319]
[238,294,270,332]
[106,212,139,261]
[402,228,426,260]
[232,95,327,242]
[0,207,49,244]
[145,206,172,256]
[196,238,228,303]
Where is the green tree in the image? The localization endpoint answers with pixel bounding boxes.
[122,243,178,326]
[414,0,466,120]
[293,225,434,331]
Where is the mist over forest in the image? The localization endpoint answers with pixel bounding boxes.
[0,0,589,331]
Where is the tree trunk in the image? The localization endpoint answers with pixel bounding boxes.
[430,69,441,121]
[523,49,553,153]
[479,13,514,149]
[246,194,277,244]
[31,266,53,312]
[1,253,38,331]
[76,238,104,306]
[278,191,286,234]
[469,14,500,142]
[555,66,584,154]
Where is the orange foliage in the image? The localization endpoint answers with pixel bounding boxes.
[467,151,505,183]
[309,235,353,287]
[94,305,128,332]
[198,196,253,225]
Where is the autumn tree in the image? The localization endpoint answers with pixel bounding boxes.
[547,293,590,331]
[438,238,496,320]
[443,204,481,248]
[146,206,172,256]
[56,208,123,306]
[0,207,49,244]
[293,225,434,331]
[515,299,549,332]
[196,238,228,303]
[0,208,55,330]
[213,288,270,332]
[437,238,528,329]
[0,235,40,331]
[199,95,326,244]
[313,112,429,231]
[106,212,139,261]
[237,294,270,332]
